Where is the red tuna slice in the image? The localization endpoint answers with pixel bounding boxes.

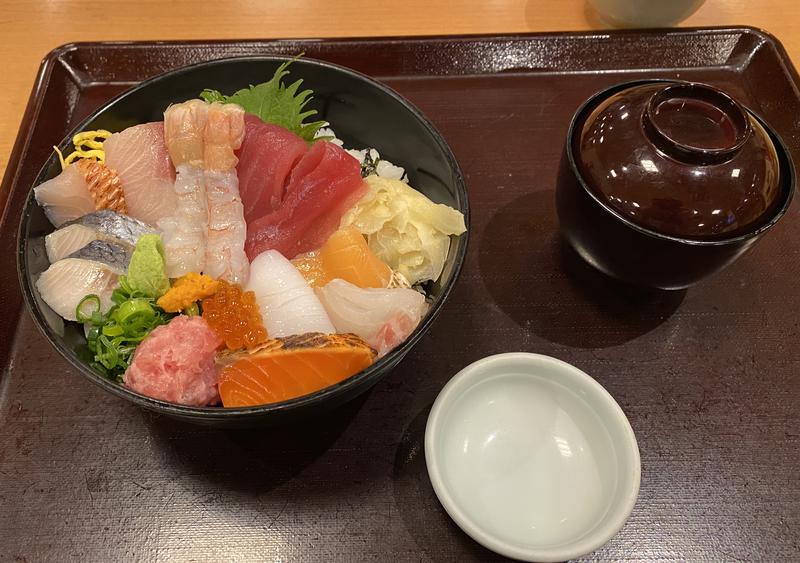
[237,114,309,223]
[245,141,367,260]
[104,122,177,226]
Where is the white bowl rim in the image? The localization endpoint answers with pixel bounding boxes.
[424,352,641,562]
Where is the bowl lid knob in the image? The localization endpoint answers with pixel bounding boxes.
[643,83,751,165]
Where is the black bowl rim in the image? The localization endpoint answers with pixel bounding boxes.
[565,78,796,247]
[17,54,470,420]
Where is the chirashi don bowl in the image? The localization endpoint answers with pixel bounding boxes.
[17,56,469,427]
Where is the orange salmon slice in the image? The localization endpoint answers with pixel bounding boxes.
[218,332,376,407]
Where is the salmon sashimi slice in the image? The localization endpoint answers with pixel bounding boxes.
[236,114,309,222]
[218,332,376,407]
[104,122,177,226]
[292,226,392,288]
[244,141,367,260]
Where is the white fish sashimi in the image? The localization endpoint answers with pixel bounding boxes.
[246,250,335,337]
[33,164,95,227]
[36,259,120,322]
[37,241,130,322]
[316,278,427,357]
[104,122,177,226]
[159,164,208,277]
[203,104,248,284]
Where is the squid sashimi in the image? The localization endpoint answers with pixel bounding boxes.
[104,122,177,225]
[33,159,125,227]
[237,114,309,222]
[161,100,210,278]
[292,226,392,288]
[203,103,249,284]
[245,249,335,338]
[244,141,367,260]
[316,279,428,357]
[218,332,375,407]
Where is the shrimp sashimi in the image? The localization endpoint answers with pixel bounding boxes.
[162,100,210,277]
[245,250,335,338]
[203,103,249,284]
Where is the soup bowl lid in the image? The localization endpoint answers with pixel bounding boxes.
[572,80,785,241]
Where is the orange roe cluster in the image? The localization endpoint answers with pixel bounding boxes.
[202,280,268,350]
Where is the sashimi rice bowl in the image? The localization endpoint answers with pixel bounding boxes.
[19,56,468,422]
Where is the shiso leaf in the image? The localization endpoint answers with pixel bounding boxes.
[200,55,328,143]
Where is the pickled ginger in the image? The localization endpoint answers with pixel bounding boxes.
[341,176,466,285]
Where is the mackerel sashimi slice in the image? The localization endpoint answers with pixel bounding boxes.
[244,141,367,260]
[236,114,309,222]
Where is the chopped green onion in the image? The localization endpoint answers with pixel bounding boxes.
[183,303,200,317]
[76,295,101,324]
[77,282,175,381]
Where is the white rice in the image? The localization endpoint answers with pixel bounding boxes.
[316,127,408,182]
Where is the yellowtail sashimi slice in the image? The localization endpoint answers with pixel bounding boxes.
[104,122,177,226]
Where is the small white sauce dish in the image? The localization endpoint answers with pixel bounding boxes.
[425,353,640,562]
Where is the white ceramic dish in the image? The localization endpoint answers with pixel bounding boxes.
[425,353,640,562]
[587,0,706,28]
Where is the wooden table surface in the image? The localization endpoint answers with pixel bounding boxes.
[1,0,798,186]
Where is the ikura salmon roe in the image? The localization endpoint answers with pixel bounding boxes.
[202,281,268,350]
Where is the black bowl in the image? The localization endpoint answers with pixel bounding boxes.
[556,79,794,290]
[17,56,469,427]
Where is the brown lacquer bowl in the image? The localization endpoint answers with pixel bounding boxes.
[556,80,794,290]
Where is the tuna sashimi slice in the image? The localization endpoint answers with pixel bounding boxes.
[104,122,177,226]
[237,114,309,222]
[245,141,367,260]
